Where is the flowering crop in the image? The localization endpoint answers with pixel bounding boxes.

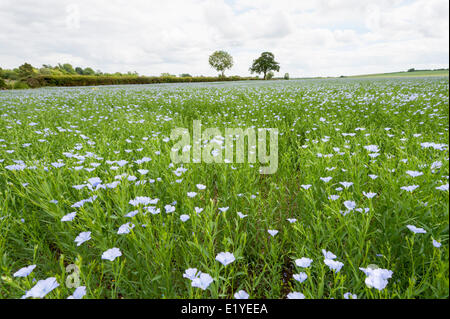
[0,77,448,299]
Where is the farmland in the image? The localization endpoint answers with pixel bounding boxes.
[0,77,448,299]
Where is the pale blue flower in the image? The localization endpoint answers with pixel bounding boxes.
[363,192,377,199]
[67,286,86,299]
[194,207,204,214]
[287,292,305,299]
[101,247,122,261]
[125,210,139,218]
[324,258,343,273]
[344,292,357,299]
[406,171,423,177]
[129,196,158,206]
[237,212,247,219]
[146,206,160,215]
[343,200,356,211]
[268,229,279,237]
[295,257,313,268]
[180,214,190,222]
[340,182,353,188]
[191,273,213,290]
[322,249,337,260]
[436,184,449,191]
[22,277,59,299]
[117,222,135,234]
[364,145,379,153]
[14,264,36,277]
[359,267,393,291]
[215,252,235,266]
[61,212,77,222]
[432,239,442,248]
[407,225,426,234]
[183,268,199,280]
[401,185,419,192]
[234,290,249,299]
[88,177,102,187]
[165,204,176,213]
[293,272,308,283]
[74,231,91,246]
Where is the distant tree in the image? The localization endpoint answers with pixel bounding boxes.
[82,67,95,75]
[249,52,280,80]
[17,63,34,78]
[209,51,233,77]
[2,69,19,80]
[284,73,289,80]
[39,67,53,75]
[0,78,6,89]
[161,72,176,77]
[179,73,192,78]
[408,68,415,72]
[75,67,84,75]
[38,64,62,76]
[59,63,76,74]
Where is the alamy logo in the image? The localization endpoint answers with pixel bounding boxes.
[170,120,278,174]
[65,264,81,288]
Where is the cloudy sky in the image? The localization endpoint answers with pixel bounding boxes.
[0,0,448,77]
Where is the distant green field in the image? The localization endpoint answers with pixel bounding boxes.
[347,69,449,79]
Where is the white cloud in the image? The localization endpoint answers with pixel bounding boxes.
[0,0,448,77]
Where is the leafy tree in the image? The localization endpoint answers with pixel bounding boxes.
[0,78,6,89]
[179,73,192,78]
[161,72,175,77]
[17,63,34,78]
[249,52,280,80]
[284,73,289,80]
[75,67,84,75]
[39,67,52,75]
[408,68,415,72]
[83,67,96,75]
[1,68,19,80]
[39,64,62,76]
[61,63,76,74]
[209,51,233,77]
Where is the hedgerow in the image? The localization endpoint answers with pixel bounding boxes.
[25,75,260,88]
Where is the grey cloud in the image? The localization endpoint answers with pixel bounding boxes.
[0,0,447,77]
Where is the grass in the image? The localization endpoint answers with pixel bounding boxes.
[346,69,449,78]
[0,77,448,299]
